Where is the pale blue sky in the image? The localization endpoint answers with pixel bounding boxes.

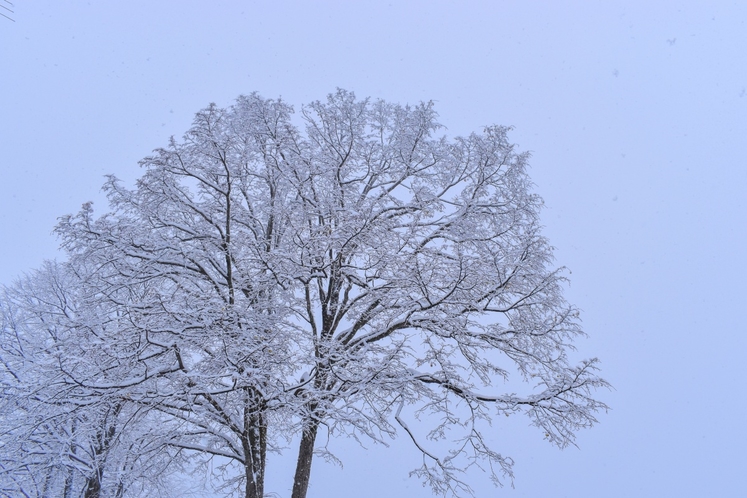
[1,2,746,496]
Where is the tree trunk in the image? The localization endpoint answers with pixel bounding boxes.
[243,424,266,498]
[291,418,320,498]
[84,404,122,498]
[62,467,75,498]
[63,418,77,498]
[243,394,267,498]
[41,465,54,498]
[83,470,102,498]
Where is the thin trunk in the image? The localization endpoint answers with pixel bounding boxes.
[83,470,102,498]
[41,465,53,497]
[84,404,122,498]
[291,418,320,498]
[63,418,77,498]
[115,480,125,498]
[62,465,75,498]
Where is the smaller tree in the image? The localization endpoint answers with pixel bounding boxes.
[0,262,178,498]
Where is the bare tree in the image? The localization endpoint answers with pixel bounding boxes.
[46,90,607,497]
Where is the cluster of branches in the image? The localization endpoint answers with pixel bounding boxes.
[0,90,608,498]
[0,1,13,22]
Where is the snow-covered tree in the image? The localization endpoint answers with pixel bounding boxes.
[47,89,607,498]
[55,96,302,498]
[278,91,608,498]
[0,262,177,498]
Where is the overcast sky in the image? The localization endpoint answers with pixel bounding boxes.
[2,2,746,497]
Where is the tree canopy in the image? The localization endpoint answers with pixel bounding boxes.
[1,90,608,498]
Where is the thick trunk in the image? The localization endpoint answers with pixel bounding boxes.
[244,464,262,498]
[243,396,267,498]
[243,428,266,498]
[291,419,320,498]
